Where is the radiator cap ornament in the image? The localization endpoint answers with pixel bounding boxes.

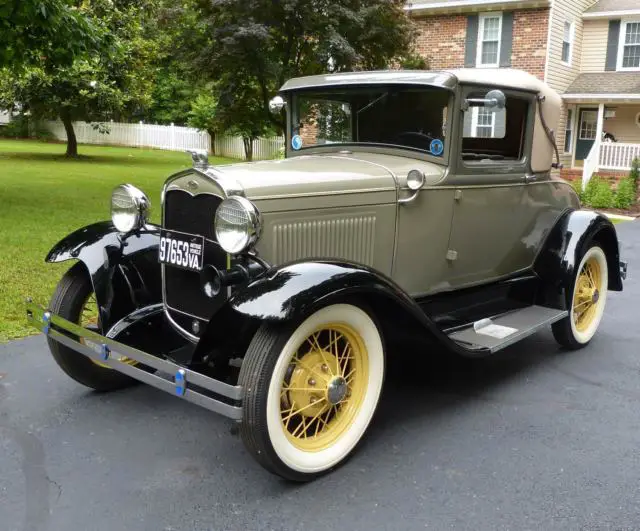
[186,149,209,170]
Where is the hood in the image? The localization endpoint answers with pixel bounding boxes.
[212,152,445,201]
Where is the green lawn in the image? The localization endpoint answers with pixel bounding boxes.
[0,139,235,342]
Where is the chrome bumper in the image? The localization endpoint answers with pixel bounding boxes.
[26,302,243,420]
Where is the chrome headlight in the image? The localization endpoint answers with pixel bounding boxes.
[111,184,150,233]
[214,196,261,254]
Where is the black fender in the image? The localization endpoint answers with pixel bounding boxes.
[46,221,161,331]
[193,260,491,362]
[534,209,623,308]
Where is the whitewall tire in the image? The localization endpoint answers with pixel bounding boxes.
[239,303,385,481]
[552,245,608,349]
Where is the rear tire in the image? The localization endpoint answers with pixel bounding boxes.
[239,303,385,481]
[47,262,137,391]
[552,244,608,350]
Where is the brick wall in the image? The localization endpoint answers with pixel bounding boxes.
[413,14,467,70]
[511,8,549,80]
[412,8,549,80]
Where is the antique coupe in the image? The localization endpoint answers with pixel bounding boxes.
[26,69,626,481]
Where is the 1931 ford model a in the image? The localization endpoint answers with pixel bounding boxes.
[26,69,626,481]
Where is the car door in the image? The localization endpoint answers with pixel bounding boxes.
[443,87,538,289]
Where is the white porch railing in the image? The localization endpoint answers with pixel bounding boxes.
[600,142,640,170]
[582,140,600,191]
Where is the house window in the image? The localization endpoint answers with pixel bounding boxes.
[618,21,640,70]
[561,21,574,64]
[477,13,502,67]
[472,107,495,138]
[564,109,574,153]
[579,110,598,140]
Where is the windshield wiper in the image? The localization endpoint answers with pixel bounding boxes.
[357,92,390,116]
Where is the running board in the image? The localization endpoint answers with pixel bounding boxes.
[447,305,568,353]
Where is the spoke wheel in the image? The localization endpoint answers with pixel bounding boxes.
[239,303,385,481]
[552,244,608,349]
[279,324,368,452]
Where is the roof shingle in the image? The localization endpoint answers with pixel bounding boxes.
[585,0,640,14]
[565,72,640,95]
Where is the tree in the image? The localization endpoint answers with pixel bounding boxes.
[187,90,219,154]
[0,0,158,157]
[194,0,415,138]
[0,0,101,68]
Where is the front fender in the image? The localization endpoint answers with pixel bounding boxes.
[46,221,161,331]
[534,209,623,306]
[197,260,488,359]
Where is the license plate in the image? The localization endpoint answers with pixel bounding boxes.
[159,230,204,272]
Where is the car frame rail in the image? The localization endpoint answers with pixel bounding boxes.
[25,302,243,420]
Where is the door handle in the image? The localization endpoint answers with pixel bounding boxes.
[524,174,538,183]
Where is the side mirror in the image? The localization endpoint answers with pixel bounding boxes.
[484,90,506,110]
[463,89,506,111]
[269,95,286,113]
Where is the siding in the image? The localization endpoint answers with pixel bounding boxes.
[545,0,597,93]
[580,19,609,73]
[605,106,640,144]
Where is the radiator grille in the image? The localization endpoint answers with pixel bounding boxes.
[272,216,376,266]
[163,190,227,323]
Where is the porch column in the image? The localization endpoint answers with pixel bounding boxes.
[595,103,605,172]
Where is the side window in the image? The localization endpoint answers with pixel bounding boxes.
[461,89,528,162]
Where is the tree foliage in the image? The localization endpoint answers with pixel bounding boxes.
[194,0,415,150]
[0,0,102,68]
[0,0,158,156]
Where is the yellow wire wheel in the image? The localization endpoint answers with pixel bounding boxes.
[240,303,385,480]
[279,322,369,452]
[568,245,608,345]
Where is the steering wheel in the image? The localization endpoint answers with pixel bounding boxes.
[395,131,435,150]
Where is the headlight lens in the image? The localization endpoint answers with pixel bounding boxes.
[111,184,150,233]
[214,196,261,254]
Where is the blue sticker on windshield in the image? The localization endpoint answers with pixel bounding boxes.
[430,139,444,156]
[291,135,303,150]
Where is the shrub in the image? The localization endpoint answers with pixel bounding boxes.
[0,115,30,138]
[583,175,615,208]
[615,176,636,209]
[630,157,640,191]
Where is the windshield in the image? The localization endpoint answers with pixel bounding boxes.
[290,85,450,157]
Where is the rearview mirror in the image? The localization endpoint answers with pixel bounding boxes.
[269,95,286,113]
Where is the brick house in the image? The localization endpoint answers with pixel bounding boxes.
[406,0,640,183]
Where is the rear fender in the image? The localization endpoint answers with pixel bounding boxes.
[46,221,161,331]
[534,209,623,307]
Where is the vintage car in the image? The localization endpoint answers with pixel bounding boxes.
[26,69,626,481]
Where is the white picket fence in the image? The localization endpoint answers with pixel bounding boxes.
[214,135,284,160]
[44,120,284,161]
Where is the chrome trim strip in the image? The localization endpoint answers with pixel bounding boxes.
[26,303,243,419]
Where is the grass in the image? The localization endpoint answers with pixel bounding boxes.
[0,139,235,342]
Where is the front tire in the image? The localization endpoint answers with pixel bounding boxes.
[47,262,137,391]
[239,303,385,481]
[552,244,608,349]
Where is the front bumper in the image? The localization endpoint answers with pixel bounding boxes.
[26,302,243,420]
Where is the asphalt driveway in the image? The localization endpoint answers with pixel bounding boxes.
[1,221,639,531]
